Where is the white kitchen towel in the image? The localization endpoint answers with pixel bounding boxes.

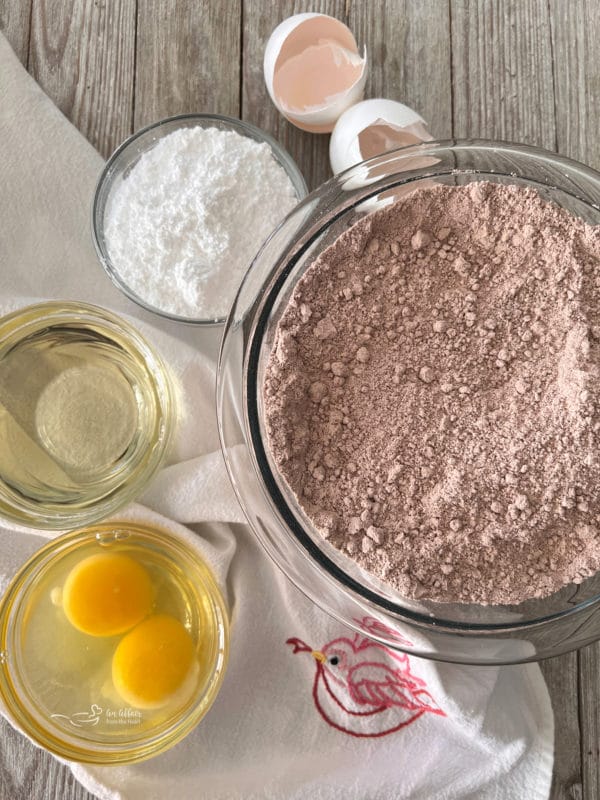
[0,32,553,800]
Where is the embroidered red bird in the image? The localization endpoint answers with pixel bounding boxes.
[286,631,445,737]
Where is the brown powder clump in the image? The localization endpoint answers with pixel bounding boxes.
[262,182,600,605]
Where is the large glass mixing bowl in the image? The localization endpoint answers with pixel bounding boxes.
[217,140,600,665]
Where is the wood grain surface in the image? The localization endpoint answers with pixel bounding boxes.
[28,0,136,159]
[1,1,599,798]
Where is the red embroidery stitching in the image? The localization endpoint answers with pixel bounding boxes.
[287,632,445,738]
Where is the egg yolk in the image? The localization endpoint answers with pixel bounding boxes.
[112,614,195,709]
[62,553,153,637]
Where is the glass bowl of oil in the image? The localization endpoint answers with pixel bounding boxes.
[0,301,174,529]
[0,521,229,764]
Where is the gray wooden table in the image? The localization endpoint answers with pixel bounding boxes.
[1,1,599,798]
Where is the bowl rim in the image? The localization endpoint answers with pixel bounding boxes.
[218,137,600,640]
[91,112,309,327]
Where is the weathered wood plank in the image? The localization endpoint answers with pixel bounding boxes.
[0,715,95,800]
[548,0,600,171]
[242,0,347,191]
[547,2,600,796]
[450,0,556,149]
[134,0,241,130]
[579,643,600,800]
[0,0,32,66]
[27,0,136,159]
[450,5,590,798]
[540,653,583,800]
[348,0,452,140]
[450,5,593,796]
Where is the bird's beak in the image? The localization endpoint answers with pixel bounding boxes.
[311,650,327,663]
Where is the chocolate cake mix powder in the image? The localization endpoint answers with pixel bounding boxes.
[263,182,600,604]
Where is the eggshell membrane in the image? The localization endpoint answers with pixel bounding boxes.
[329,99,433,174]
[264,13,319,101]
[264,14,367,133]
[341,146,443,214]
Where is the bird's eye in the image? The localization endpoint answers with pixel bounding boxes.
[329,656,339,666]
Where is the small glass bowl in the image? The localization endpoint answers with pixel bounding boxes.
[217,139,600,665]
[0,301,173,529]
[92,113,308,326]
[0,521,229,764]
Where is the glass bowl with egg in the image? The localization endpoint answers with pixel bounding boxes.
[92,113,308,325]
[217,139,600,665]
[0,521,229,764]
[0,301,173,530]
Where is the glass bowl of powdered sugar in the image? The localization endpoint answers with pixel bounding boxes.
[92,114,307,324]
[218,139,600,665]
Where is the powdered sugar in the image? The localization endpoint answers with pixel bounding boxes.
[104,126,299,319]
[264,182,600,605]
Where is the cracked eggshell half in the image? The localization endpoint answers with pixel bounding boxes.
[264,13,367,133]
[329,98,433,174]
